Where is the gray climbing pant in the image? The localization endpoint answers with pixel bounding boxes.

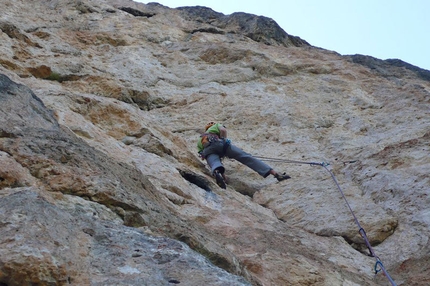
[202,140,272,177]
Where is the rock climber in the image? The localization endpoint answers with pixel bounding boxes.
[197,121,291,189]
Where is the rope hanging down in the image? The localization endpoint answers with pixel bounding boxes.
[254,156,397,286]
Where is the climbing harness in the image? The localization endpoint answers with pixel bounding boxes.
[199,133,223,159]
[222,138,231,155]
[200,132,221,147]
[200,135,231,158]
[254,156,397,286]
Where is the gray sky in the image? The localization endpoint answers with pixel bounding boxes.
[137,0,430,71]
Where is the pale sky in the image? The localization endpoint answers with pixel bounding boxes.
[137,0,430,71]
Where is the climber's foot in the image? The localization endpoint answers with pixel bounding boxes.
[214,170,226,189]
[275,172,291,182]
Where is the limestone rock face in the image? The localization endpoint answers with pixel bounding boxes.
[0,0,429,285]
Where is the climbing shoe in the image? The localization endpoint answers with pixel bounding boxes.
[214,170,226,189]
[275,172,291,182]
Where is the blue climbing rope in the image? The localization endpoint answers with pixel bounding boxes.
[254,156,397,286]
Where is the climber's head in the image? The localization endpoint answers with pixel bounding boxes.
[205,121,216,131]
